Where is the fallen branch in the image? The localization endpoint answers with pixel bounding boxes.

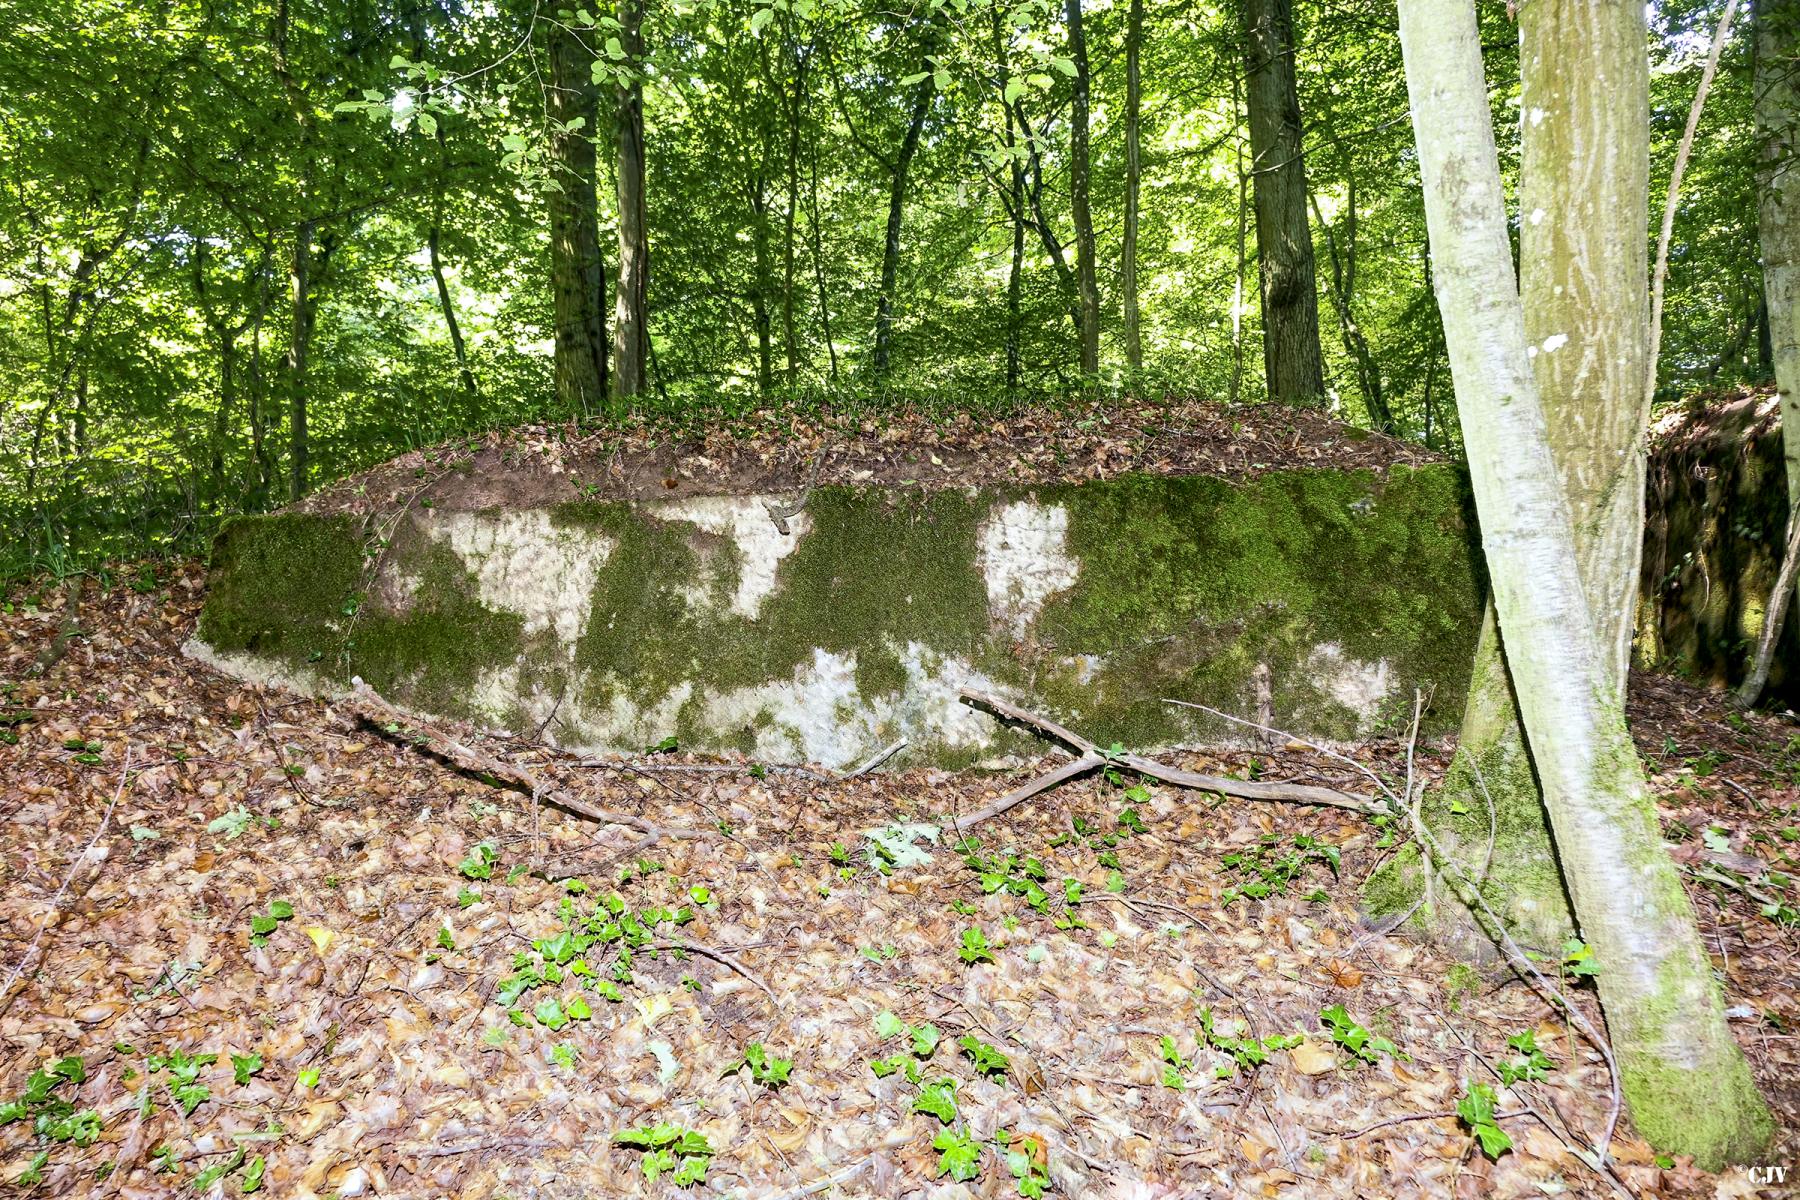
[650,940,779,1008]
[343,679,719,848]
[30,575,86,678]
[954,687,1383,826]
[576,759,833,783]
[840,738,907,780]
[0,744,131,1012]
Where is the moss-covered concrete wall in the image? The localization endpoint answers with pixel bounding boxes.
[1638,394,1798,704]
[187,467,1484,766]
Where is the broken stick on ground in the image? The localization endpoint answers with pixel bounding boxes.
[341,678,719,859]
[954,687,1385,826]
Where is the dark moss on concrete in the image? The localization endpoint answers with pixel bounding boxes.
[1034,465,1482,748]
[197,513,365,669]
[346,531,527,718]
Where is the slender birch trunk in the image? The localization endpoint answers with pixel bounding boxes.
[1382,0,1653,958]
[1397,0,1772,1166]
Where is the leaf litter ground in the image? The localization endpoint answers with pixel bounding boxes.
[0,568,1795,1199]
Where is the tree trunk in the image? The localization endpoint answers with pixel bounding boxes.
[1067,0,1100,376]
[872,31,937,380]
[1310,103,1392,431]
[1397,0,1773,1167]
[1122,0,1144,372]
[1739,511,1800,705]
[248,302,271,504]
[1241,0,1324,404]
[1380,0,1657,954]
[1744,0,1800,704]
[284,220,314,503]
[993,7,1025,394]
[547,23,608,416]
[752,185,774,396]
[612,0,649,404]
[806,129,838,381]
[428,223,478,408]
[1230,70,1248,406]
[781,31,811,390]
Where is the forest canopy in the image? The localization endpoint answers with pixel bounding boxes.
[0,0,1770,577]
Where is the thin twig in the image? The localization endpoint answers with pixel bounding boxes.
[649,940,778,1008]
[0,745,133,1008]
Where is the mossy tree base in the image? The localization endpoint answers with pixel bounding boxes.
[1363,608,1575,964]
[189,468,1484,766]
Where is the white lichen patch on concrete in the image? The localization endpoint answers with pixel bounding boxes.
[1306,642,1394,730]
[652,495,812,620]
[181,637,338,700]
[428,511,615,643]
[550,640,1003,768]
[977,500,1079,639]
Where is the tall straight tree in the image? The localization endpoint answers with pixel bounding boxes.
[870,25,937,379]
[1396,0,1773,1167]
[613,0,649,403]
[1121,0,1144,372]
[546,22,607,415]
[1744,0,1800,705]
[1241,0,1323,403]
[1384,0,1653,960]
[1066,0,1100,375]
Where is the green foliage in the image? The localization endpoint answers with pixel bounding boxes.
[1456,1082,1513,1158]
[958,927,996,965]
[1496,1029,1554,1086]
[932,1128,982,1181]
[0,0,1764,588]
[957,1034,1010,1078]
[248,900,294,947]
[912,1078,960,1123]
[613,1124,714,1186]
[725,1043,793,1089]
[458,842,499,880]
[1218,835,1340,907]
[230,1053,263,1086]
[1318,1005,1404,1066]
[1559,938,1601,978]
[141,1047,219,1117]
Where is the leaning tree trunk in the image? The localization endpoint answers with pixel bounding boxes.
[547,23,608,416]
[1067,0,1100,376]
[1397,0,1773,1167]
[612,0,649,405]
[1241,0,1324,404]
[1378,0,1653,961]
[1743,0,1800,706]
